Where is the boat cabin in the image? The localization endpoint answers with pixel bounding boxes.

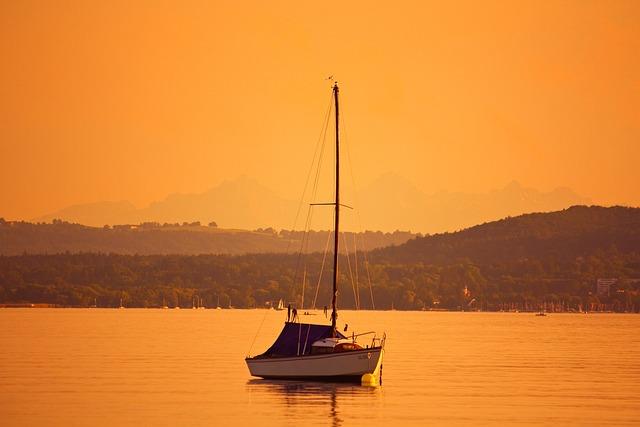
[251,322,370,359]
[310,337,363,355]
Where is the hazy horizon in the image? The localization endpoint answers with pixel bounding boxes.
[2,1,639,223]
[17,173,598,233]
[29,174,592,215]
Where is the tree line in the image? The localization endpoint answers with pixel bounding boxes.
[0,218,415,256]
[1,206,639,311]
[1,249,638,311]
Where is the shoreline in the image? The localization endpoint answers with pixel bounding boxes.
[0,304,637,314]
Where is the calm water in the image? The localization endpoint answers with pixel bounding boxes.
[0,309,638,426]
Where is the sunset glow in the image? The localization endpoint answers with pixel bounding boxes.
[1,1,638,222]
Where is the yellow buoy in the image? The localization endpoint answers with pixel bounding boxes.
[361,373,377,386]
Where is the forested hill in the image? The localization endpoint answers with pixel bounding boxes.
[1,206,639,311]
[0,220,415,256]
[372,206,640,264]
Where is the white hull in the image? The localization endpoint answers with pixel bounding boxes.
[246,347,383,381]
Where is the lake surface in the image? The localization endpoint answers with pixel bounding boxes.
[1,309,638,426]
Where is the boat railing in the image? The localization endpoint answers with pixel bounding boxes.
[369,332,386,349]
[350,331,376,340]
[351,331,386,349]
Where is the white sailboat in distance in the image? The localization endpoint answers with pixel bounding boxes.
[245,82,386,384]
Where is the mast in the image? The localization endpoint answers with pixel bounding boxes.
[331,82,340,336]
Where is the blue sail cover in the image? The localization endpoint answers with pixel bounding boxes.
[257,322,346,358]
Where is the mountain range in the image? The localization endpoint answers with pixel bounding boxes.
[33,174,591,233]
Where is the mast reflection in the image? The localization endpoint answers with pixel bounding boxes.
[246,380,380,427]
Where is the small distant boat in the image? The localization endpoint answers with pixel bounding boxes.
[275,299,285,311]
[536,312,547,317]
[119,297,125,309]
[162,297,169,309]
[193,296,206,309]
[216,295,222,310]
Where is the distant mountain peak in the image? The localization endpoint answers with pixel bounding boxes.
[33,176,592,233]
[503,180,523,191]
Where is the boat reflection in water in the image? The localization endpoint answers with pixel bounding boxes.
[246,379,381,427]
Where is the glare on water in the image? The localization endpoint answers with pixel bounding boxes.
[0,309,638,426]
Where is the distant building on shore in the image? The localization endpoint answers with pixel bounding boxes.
[596,278,618,296]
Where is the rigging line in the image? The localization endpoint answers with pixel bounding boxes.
[342,99,367,240]
[298,182,328,268]
[291,91,334,298]
[311,228,332,309]
[246,307,270,357]
[293,203,319,304]
[286,92,334,254]
[310,114,330,204]
[341,97,376,311]
[353,232,360,309]
[301,190,324,259]
[309,90,333,205]
[342,232,359,310]
[303,97,332,242]
[311,228,333,309]
[300,207,313,255]
[285,91,333,253]
[363,242,375,310]
[291,205,313,298]
[305,96,332,233]
[302,323,312,355]
[341,91,360,210]
[291,98,333,292]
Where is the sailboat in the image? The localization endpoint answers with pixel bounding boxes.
[245,83,385,384]
[275,299,285,311]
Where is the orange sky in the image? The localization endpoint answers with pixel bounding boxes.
[1,0,639,220]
